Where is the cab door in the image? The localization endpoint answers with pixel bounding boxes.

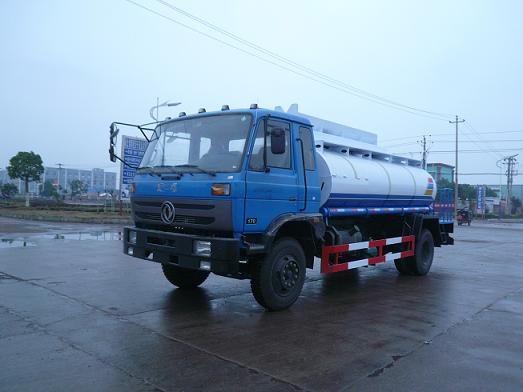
[244,118,298,232]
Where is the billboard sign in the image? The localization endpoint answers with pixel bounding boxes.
[120,135,148,197]
[476,185,486,214]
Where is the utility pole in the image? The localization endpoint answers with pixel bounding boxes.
[449,115,465,216]
[503,154,519,216]
[418,134,431,170]
[56,163,64,189]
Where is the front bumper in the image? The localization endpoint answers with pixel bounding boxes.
[123,227,242,276]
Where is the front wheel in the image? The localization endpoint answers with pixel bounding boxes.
[162,264,210,289]
[251,238,306,311]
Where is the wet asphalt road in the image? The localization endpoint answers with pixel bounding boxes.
[1,217,522,391]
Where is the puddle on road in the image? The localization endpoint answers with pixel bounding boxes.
[0,239,36,248]
[0,231,122,248]
[35,231,123,241]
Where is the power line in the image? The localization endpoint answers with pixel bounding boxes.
[154,0,455,120]
[460,131,502,161]
[385,140,523,149]
[395,148,523,154]
[463,122,504,160]
[381,129,523,143]
[416,139,523,143]
[123,0,452,121]
[384,125,515,161]
[459,173,514,175]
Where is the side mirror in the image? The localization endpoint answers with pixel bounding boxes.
[109,145,116,162]
[109,123,119,142]
[109,123,119,162]
[270,128,286,155]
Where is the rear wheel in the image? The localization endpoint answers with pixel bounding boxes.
[404,229,434,276]
[162,264,210,289]
[251,238,306,311]
[394,259,413,274]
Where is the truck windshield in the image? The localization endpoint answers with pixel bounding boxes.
[139,113,252,173]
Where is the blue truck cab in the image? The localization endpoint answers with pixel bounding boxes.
[110,105,453,310]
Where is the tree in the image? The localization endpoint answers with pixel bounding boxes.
[485,186,497,197]
[1,183,18,198]
[7,151,44,206]
[70,179,87,198]
[458,184,477,201]
[40,180,58,198]
[435,178,474,201]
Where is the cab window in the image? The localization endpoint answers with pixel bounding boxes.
[299,126,315,170]
[249,119,292,171]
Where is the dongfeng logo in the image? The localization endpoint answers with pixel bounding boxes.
[160,201,176,224]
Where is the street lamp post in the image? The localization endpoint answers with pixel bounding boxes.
[149,99,182,121]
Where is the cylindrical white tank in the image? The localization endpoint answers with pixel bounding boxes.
[316,150,436,209]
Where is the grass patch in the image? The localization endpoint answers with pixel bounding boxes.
[0,200,131,223]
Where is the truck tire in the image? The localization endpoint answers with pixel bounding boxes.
[251,238,306,311]
[161,264,210,289]
[403,229,434,276]
[394,259,412,275]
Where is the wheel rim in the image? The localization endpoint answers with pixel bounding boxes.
[272,254,300,296]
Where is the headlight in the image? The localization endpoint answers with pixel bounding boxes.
[193,240,211,256]
[211,183,230,196]
[129,230,137,244]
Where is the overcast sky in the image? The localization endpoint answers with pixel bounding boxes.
[1,0,522,185]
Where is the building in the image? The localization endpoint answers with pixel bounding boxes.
[0,169,18,188]
[91,168,105,192]
[427,163,454,183]
[1,166,117,195]
[0,170,12,185]
[1,169,39,194]
[42,167,60,188]
[487,184,523,201]
[104,171,117,192]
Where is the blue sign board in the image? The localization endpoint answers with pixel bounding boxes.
[477,185,486,213]
[120,135,147,187]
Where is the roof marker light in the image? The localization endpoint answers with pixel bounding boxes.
[250,103,258,109]
[178,112,186,117]
[198,108,206,113]
[221,105,230,111]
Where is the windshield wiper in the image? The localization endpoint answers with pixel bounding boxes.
[174,164,216,176]
[137,166,184,177]
[136,166,162,177]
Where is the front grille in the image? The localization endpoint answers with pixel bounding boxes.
[135,212,161,220]
[131,196,232,233]
[174,215,214,225]
[134,200,214,210]
[135,211,215,225]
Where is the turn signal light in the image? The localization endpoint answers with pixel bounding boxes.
[211,183,230,196]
